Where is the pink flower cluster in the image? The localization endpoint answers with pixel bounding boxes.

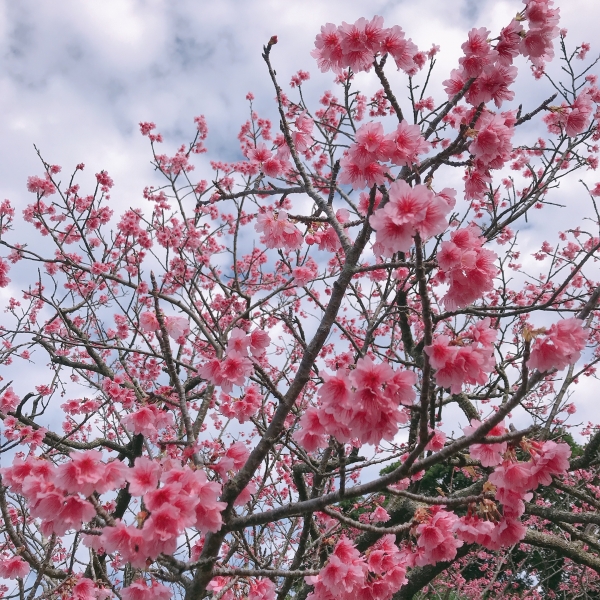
[477,441,571,548]
[255,210,303,252]
[86,457,226,567]
[293,357,416,449]
[415,507,463,566]
[220,383,262,423]
[199,328,270,393]
[369,181,455,255]
[306,534,407,600]
[121,404,175,440]
[451,439,570,550]
[460,109,517,203]
[0,555,30,580]
[0,387,20,413]
[1,453,123,537]
[425,318,497,394]
[463,419,508,467]
[436,227,498,310]
[139,312,190,343]
[122,579,172,600]
[443,2,560,109]
[338,121,431,189]
[527,317,587,372]
[520,0,560,69]
[544,90,594,137]
[312,17,423,76]
[248,579,276,600]
[469,110,515,170]
[246,143,285,178]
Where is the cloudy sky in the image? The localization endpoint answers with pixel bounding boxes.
[1,0,598,207]
[0,0,599,437]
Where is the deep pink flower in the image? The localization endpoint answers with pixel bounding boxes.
[528,317,587,372]
[0,556,30,579]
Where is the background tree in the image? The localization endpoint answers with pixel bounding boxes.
[1,1,600,598]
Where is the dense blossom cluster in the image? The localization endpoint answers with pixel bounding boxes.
[294,356,416,449]
[435,227,498,310]
[338,121,431,189]
[312,17,426,76]
[425,318,497,394]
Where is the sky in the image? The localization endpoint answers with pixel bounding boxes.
[1,0,600,438]
[1,0,598,208]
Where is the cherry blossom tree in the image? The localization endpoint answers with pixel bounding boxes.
[2,1,600,598]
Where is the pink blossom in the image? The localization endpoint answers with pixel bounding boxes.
[496,19,525,65]
[425,428,447,452]
[164,315,189,341]
[307,535,368,598]
[415,507,463,566]
[338,153,388,189]
[53,450,106,497]
[528,317,587,372]
[128,456,161,496]
[121,404,175,439]
[50,495,97,536]
[248,579,276,600]
[437,227,498,309]
[293,407,329,452]
[0,555,30,579]
[255,210,303,252]
[99,520,151,569]
[425,319,497,394]
[249,329,271,358]
[453,514,495,546]
[565,91,594,137]
[487,516,527,549]
[122,579,172,600]
[370,181,451,256]
[463,419,507,467]
[382,26,419,73]
[459,28,497,78]
[528,440,571,487]
[140,311,160,332]
[221,384,262,423]
[386,120,431,166]
[470,112,514,169]
[0,387,20,413]
[371,506,391,523]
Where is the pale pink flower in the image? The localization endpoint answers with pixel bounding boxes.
[425,428,447,452]
[416,507,463,566]
[249,329,270,358]
[459,27,497,78]
[227,328,250,354]
[387,120,431,166]
[121,404,174,439]
[164,315,189,341]
[453,514,495,546]
[255,210,303,251]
